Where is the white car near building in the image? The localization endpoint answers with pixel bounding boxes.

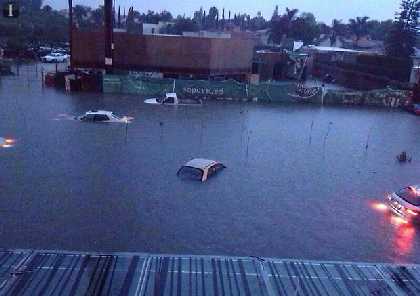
[41,52,69,63]
[145,93,202,106]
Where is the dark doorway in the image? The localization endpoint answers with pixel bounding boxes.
[273,62,285,80]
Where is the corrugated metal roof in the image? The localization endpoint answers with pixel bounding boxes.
[0,249,420,295]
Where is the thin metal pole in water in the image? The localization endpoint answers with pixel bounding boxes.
[323,122,332,158]
[125,121,129,143]
[365,127,372,152]
[41,67,44,89]
[309,119,314,145]
[68,0,74,71]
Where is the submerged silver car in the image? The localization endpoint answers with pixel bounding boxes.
[387,185,420,222]
[177,159,225,182]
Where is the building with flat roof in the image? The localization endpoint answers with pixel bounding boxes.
[72,29,256,80]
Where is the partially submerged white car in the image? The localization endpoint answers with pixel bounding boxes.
[387,185,420,223]
[41,52,69,63]
[76,110,129,123]
[145,93,202,106]
[177,159,225,182]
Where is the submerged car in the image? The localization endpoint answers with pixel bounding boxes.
[41,52,69,63]
[76,110,126,123]
[177,159,225,182]
[387,185,420,222]
[145,93,202,106]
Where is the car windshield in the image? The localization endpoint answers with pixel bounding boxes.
[397,188,420,206]
[178,166,203,181]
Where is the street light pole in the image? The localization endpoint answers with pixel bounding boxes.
[68,0,73,71]
[104,0,113,74]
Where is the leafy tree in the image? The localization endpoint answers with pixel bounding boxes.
[73,5,91,29]
[366,20,394,41]
[385,0,419,58]
[269,7,299,44]
[126,7,139,34]
[167,17,199,35]
[348,16,370,41]
[206,6,219,29]
[331,19,347,36]
[90,6,104,27]
[159,11,173,22]
[42,5,52,13]
[249,12,268,31]
[193,7,205,25]
[290,13,320,45]
[0,1,68,51]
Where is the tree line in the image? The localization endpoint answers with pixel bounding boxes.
[0,0,418,59]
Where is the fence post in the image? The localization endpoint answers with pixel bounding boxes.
[41,67,44,89]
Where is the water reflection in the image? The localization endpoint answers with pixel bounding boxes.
[392,222,416,257]
[371,202,388,212]
[0,137,15,148]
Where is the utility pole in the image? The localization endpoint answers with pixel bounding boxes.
[104,0,113,73]
[68,0,73,71]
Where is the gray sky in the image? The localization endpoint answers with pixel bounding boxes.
[46,0,401,24]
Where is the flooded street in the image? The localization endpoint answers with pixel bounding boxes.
[1,64,420,264]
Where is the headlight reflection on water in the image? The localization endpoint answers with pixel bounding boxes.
[0,137,16,148]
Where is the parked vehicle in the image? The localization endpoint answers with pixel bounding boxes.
[413,104,420,116]
[177,159,225,182]
[41,52,69,63]
[76,110,127,123]
[145,93,202,106]
[387,185,420,223]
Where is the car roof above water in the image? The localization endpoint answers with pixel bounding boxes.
[184,159,218,170]
[85,110,114,116]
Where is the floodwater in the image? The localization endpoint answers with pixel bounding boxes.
[1,64,420,264]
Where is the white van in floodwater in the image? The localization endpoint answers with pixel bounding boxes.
[145,93,202,106]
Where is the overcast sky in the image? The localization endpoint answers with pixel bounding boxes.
[46,0,401,24]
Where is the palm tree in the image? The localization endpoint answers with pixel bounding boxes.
[73,5,90,28]
[91,7,104,27]
[285,8,299,24]
[330,19,345,46]
[348,16,370,42]
[268,7,298,44]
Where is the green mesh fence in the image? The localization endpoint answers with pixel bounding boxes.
[103,74,411,108]
[103,74,309,103]
[324,88,412,107]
